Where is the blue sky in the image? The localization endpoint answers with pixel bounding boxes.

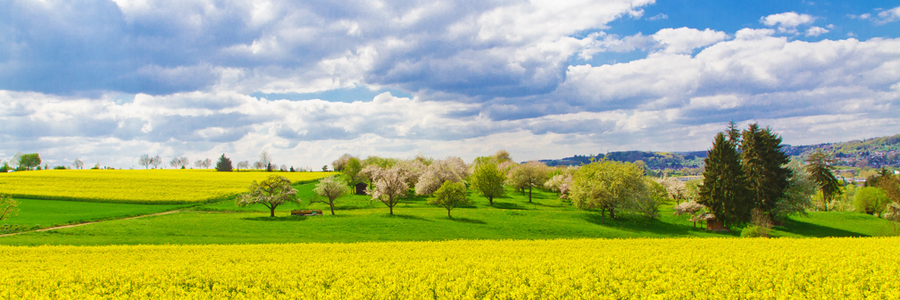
[1,0,899,168]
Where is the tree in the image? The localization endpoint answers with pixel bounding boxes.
[200,158,212,169]
[569,160,649,222]
[236,161,250,170]
[415,157,468,196]
[367,166,410,215]
[139,154,152,169]
[0,195,19,221]
[773,161,816,220]
[428,181,473,218]
[332,153,354,172]
[804,150,842,211]
[258,151,272,170]
[312,176,348,215]
[341,157,365,185]
[865,167,900,204]
[698,132,749,227]
[235,175,299,217]
[150,155,162,169]
[741,123,792,218]
[507,161,549,203]
[673,200,709,228]
[73,158,84,170]
[170,156,189,169]
[854,186,890,215]
[470,160,506,206]
[16,153,41,171]
[216,154,233,172]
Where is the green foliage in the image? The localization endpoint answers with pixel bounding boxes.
[804,150,842,211]
[469,160,506,206]
[341,157,364,185]
[570,160,650,222]
[1,195,19,221]
[773,161,816,220]
[699,132,748,227]
[428,181,472,218]
[17,153,41,171]
[740,226,765,238]
[741,123,792,217]
[865,168,900,203]
[508,161,550,203]
[235,175,299,217]
[215,154,233,172]
[854,187,890,215]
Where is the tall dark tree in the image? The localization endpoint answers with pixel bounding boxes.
[699,132,748,227]
[804,150,842,211]
[741,124,792,218]
[215,154,233,172]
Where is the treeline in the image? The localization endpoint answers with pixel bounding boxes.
[134,151,321,172]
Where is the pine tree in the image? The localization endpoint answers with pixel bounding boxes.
[741,124,792,218]
[699,132,748,227]
[216,154,233,172]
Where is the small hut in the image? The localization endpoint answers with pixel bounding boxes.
[355,182,368,195]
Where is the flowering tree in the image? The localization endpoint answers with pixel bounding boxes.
[312,176,348,215]
[235,175,299,217]
[367,166,410,215]
[415,157,469,196]
[673,200,709,228]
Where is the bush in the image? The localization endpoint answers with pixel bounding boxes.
[741,226,765,238]
[854,187,890,215]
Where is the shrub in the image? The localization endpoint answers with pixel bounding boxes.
[854,187,890,215]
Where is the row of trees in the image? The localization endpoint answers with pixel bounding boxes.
[136,151,319,172]
[327,150,669,220]
[0,152,42,172]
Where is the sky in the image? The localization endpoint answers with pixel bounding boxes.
[1,0,899,169]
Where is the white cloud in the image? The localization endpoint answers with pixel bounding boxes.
[805,26,829,37]
[760,12,816,34]
[652,27,730,54]
[876,6,900,24]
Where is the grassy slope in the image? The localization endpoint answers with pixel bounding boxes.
[2,199,188,231]
[2,182,895,246]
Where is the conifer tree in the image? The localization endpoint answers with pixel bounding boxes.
[741,124,792,218]
[699,132,748,227]
[804,150,842,211]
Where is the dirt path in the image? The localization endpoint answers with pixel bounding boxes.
[0,210,183,237]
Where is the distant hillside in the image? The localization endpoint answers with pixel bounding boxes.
[539,151,707,170]
[540,133,900,169]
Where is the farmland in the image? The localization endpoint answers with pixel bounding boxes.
[2,238,899,299]
[0,169,334,203]
[2,169,899,299]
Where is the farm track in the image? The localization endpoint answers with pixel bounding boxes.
[0,210,183,237]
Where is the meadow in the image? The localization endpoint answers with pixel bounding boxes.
[0,180,893,245]
[0,169,334,203]
[2,238,898,299]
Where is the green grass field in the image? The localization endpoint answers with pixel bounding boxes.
[1,181,895,246]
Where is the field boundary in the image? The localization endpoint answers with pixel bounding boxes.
[0,210,183,237]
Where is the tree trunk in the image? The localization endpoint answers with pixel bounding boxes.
[528,186,533,203]
[270,207,276,217]
[447,209,452,219]
[488,196,493,206]
[609,207,616,219]
[329,202,335,215]
[389,204,394,215]
[822,188,829,212]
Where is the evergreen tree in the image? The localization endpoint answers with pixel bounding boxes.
[741,124,792,218]
[699,132,748,227]
[804,150,842,211]
[215,154,233,172]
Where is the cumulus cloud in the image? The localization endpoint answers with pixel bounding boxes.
[652,27,730,54]
[876,6,900,24]
[760,12,816,34]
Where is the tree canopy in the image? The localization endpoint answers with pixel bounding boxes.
[235,175,299,217]
[569,160,649,222]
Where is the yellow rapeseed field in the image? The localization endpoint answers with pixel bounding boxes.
[0,170,334,203]
[1,237,899,299]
